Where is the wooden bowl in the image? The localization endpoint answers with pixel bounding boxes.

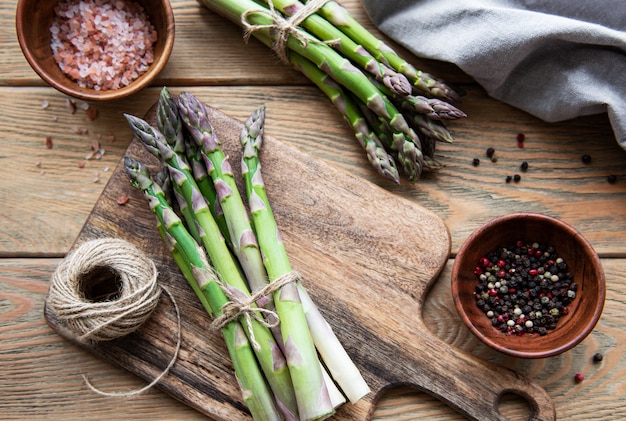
[16,0,174,101]
[451,213,605,358]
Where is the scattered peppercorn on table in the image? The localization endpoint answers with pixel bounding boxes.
[2,0,626,420]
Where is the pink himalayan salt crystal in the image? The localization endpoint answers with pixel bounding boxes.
[50,0,157,91]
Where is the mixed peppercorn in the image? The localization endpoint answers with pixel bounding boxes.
[471,134,619,184]
[473,241,577,336]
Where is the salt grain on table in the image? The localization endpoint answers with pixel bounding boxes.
[50,0,157,91]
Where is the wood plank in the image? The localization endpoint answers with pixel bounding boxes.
[2,257,625,420]
[3,86,625,256]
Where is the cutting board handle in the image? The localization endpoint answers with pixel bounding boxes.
[403,331,556,421]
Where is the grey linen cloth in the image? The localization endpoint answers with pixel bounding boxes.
[360,0,626,150]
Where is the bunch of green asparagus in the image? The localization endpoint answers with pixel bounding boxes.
[124,87,370,421]
[197,0,465,183]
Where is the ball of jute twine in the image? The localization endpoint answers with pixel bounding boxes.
[47,238,181,397]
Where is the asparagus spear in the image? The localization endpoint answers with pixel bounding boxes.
[176,92,269,296]
[152,168,214,316]
[128,114,202,243]
[296,282,370,404]
[288,51,400,183]
[315,1,462,102]
[239,106,353,408]
[238,106,371,403]
[157,87,230,244]
[125,114,300,420]
[368,75,465,121]
[240,106,334,421]
[402,110,455,144]
[124,157,282,421]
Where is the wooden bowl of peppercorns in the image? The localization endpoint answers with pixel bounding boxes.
[451,213,605,358]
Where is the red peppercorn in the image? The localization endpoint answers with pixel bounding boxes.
[480,257,490,267]
[535,250,543,258]
[516,240,524,248]
[497,259,506,268]
[497,270,507,278]
[528,247,535,255]
[574,373,585,382]
[473,266,483,275]
[489,288,498,297]
[508,288,516,294]
[562,306,569,315]
[529,269,539,276]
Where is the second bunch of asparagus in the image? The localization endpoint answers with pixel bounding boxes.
[198,0,466,183]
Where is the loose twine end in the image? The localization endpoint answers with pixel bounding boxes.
[47,238,181,398]
[241,0,331,64]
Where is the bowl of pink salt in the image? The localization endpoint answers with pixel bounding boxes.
[16,0,174,101]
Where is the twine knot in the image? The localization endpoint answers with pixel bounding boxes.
[241,0,331,64]
[212,271,301,350]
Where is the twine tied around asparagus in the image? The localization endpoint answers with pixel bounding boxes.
[241,0,331,64]
[47,238,181,397]
[211,270,301,350]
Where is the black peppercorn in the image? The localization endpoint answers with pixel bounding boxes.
[608,174,617,184]
[486,147,495,158]
[593,352,604,363]
[506,175,512,183]
[472,158,480,166]
[521,161,529,171]
[513,174,521,182]
[581,154,592,164]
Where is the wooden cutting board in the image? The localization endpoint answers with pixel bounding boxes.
[45,104,555,421]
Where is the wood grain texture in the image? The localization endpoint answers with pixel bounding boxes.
[3,0,626,418]
[41,105,558,420]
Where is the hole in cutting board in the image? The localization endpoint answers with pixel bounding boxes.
[498,392,531,420]
[371,387,467,420]
[79,266,122,302]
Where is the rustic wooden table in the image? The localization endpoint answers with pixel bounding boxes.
[2,0,626,420]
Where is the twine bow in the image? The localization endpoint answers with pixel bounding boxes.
[241,0,331,64]
[212,271,301,350]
